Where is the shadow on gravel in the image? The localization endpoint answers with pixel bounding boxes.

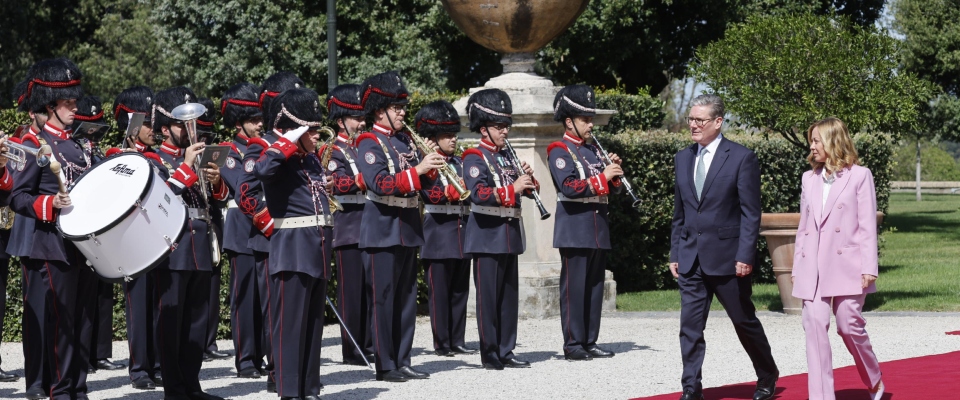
[521,350,560,363]
[200,366,240,380]
[323,387,389,400]
[323,368,377,386]
[604,341,648,354]
[86,374,140,392]
[417,358,470,373]
[0,389,20,399]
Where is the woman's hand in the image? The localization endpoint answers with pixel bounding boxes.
[861,274,877,289]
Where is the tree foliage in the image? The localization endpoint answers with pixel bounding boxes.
[893,0,960,97]
[693,13,935,149]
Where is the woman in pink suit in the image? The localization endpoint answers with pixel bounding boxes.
[792,117,884,400]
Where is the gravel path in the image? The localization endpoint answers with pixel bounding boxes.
[0,311,957,399]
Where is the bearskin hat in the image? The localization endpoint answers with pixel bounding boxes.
[114,86,153,133]
[152,86,197,133]
[326,84,365,121]
[12,80,34,113]
[360,71,409,115]
[466,88,512,133]
[553,84,596,122]
[196,97,216,129]
[260,71,303,132]
[414,100,461,138]
[21,58,84,114]
[221,82,262,128]
[271,88,324,131]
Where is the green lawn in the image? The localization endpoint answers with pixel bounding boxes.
[617,193,960,312]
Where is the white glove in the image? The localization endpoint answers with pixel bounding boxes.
[282,126,310,143]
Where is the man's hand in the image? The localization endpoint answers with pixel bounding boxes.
[735,262,752,277]
[282,126,309,143]
[602,163,623,181]
[520,161,533,175]
[670,262,679,278]
[0,137,8,167]
[423,138,439,151]
[512,174,536,193]
[415,153,446,175]
[323,175,334,193]
[183,142,205,167]
[53,192,72,209]
[203,162,220,186]
[861,274,877,288]
[607,152,622,165]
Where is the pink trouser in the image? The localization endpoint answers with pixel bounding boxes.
[801,286,882,400]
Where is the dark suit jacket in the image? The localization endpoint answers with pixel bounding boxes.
[669,137,761,276]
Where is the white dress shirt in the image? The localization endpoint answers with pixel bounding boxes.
[693,134,724,181]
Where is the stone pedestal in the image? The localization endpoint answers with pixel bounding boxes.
[454,53,617,319]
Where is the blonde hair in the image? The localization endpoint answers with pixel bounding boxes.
[807,117,859,173]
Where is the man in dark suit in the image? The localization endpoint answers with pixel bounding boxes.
[669,94,779,400]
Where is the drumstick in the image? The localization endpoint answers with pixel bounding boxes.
[49,160,67,193]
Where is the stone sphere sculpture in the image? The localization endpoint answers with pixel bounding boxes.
[440,0,590,54]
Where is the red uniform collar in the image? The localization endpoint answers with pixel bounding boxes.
[134,140,149,153]
[563,132,584,146]
[478,138,500,152]
[235,132,250,146]
[42,122,71,140]
[29,125,40,136]
[159,142,183,157]
[337,132,356,146]
[372,123,396,136]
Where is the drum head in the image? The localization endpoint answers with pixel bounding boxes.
[59,153,152,237]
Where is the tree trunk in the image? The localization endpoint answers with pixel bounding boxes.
[916,139,922,202]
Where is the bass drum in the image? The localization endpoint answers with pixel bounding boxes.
[58,152,187,282]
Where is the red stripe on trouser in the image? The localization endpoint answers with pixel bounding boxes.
[43,262,63,384]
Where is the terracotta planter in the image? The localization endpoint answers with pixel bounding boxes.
[759,212,885,315]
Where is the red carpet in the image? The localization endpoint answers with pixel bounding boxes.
[946,331,960,336]
[631,351,960,400]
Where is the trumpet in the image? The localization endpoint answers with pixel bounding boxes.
[316,126,344,213]
[400,122,471,201]
[591,135,642,208]
[0,132,53,169]
[170,102,221,265]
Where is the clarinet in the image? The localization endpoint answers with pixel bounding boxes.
[503,139,551,220]
[592,136,642,208]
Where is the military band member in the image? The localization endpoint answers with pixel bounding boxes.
[153,86,229,400]
[9,58,92,399]
[218,82,268,378]
[325,83,376,366]
[246,70,304,393]
[461,88,535,370]
[195,97,232,363]
[112,85,166,390]
[547,85,623,361]
[355,71,445,382]
[70,96,127,373]
[414,101,478,357]
[253,88,332,400]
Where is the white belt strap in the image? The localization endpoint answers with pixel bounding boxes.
[557,193,609,204]
[226,199,238,209]
[188,208,210,220]
[423,204,469,215]
[274,215,334,229]
[470,204,521,218]
[334,194,365,204]
[365,193,419,208]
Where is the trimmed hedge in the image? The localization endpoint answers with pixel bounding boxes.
[602,130,894,292]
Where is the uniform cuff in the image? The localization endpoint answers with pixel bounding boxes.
[0,167,11,191]
[34,195,55,222]
[355,172,367,192]
[497,185,516,207]
[396,168,421,194]
[170,163,198,188]
[212,179,229,201]
[271,137,298,159]
[588,175,610,195]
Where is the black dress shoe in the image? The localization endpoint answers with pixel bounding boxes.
[203,350,230,361]
[434,348,454,357]
[501,358,531,368]
[753,374,778,400]
[375,369,409,382]
[564,348,593,361]
[482,361,504,370]
[398,366,430,379]
[237,366,261,378]
[96,358,126,370]
[187,391,225,400]
[87,365,97,374]
[25,387,46,400]
[0,368,19,382]
[679,391,704,400]
[451,345,478,354]
[152,374,164,387]
[586,346,615,358]
[132,376,156,390]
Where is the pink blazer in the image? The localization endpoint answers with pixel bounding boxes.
[792,164,878,300]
